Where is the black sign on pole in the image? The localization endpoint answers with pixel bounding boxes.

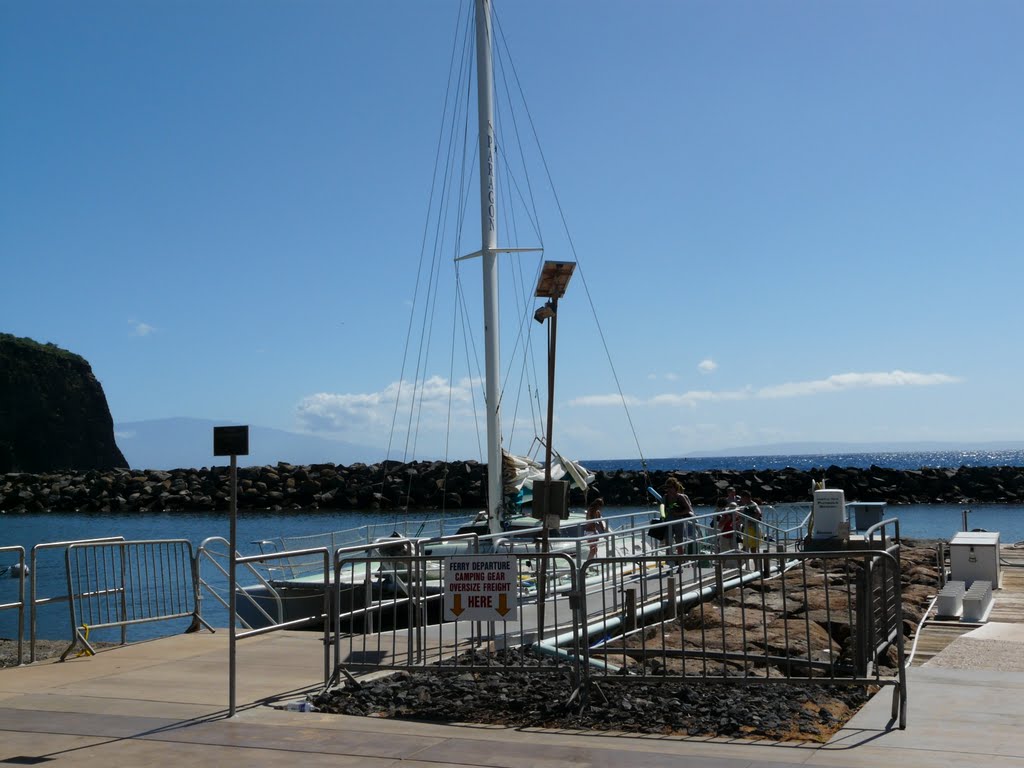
[213,425,249,457]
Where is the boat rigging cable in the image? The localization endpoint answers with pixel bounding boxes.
[492,7,650,477]
[388,1,653,506]
[381,4,475,513]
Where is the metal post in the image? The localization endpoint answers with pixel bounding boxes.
[624,587,637,631]
[666,574,677,619]
[536,296,559,642]
[228,453,237,718]
[212,425,247,716]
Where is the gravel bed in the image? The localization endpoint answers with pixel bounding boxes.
[0,638,116,667]
[312,648,870,742]
[1,638,68,667]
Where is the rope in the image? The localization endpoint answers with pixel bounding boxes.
[74,624,94,657]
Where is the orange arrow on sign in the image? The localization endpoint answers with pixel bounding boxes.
[451,593,464,617]
[496,593,511,617]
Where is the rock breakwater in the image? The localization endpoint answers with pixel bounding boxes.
[2,461,1023,514]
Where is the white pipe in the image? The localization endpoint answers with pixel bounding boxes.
[536,565,772,670]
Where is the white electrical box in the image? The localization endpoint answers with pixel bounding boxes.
[949,531,1001,589]
[812,489,847,539]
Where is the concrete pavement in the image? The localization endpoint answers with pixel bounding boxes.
[1,627,1022,768]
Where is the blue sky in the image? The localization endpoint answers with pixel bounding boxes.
[3,1,1022,464]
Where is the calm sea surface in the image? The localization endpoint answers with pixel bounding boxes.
[4,449,1024,643]
[3,503,1023,644]
[585,449,1024,472]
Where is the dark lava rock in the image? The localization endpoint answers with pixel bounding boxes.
[311,647,869,742]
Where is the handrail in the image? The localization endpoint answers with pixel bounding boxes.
[865,517,901,549]
[195,536,285,629]
[233,546,333,690]
[0,545,27,666]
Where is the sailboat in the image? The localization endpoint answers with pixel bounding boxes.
[232,0,643,630]
[397,0,597,540]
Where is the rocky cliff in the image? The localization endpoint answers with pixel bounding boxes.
[0,334,128,472]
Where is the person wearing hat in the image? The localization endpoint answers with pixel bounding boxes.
[661,476,694,555]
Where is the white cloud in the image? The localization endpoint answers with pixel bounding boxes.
[757,371,961,399]
[129,320,155,337]
[569,394,641,408]
[649,388,752,407]
[697,359,718,374]
[569,370,960,408]
[296,376,481,434]
[664,372,679,381]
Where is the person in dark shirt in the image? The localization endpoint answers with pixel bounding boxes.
[662,476,694,555]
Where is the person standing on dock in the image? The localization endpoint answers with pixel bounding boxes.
[584,497,608,559]
[662,477,695,556]
[738,490,762,552]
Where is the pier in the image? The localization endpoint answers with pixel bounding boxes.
[2,545,1024,766]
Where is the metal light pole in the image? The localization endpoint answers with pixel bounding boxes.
[213,425,248,718]
[532,261,574,641]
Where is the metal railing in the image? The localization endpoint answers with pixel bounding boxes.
[573,548,906,728]
[195,536,287,629]
[317,539,905,728]
[0,545,26,666]
[331,551,582,684]
[23,508,904,727]
[61,539,211,659]
[232,546,334,690]
[29,537,125,663]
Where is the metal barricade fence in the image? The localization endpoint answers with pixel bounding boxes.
[29,537,125,662]
[0,545,27,666]
[62,539,211,659]
[573,548,906,728]
[330,550,582,694]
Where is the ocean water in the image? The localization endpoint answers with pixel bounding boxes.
[2,499,1023,645]
[585,449,1024,473]
[3,451,1023,645]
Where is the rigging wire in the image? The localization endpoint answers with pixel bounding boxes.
[397,3,474,473]
[452,31,486,465]
[405,9,473,466]
[491,17,550,456]
[494,7,651,475]
[385,0,470,479]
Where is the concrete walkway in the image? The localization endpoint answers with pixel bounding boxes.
[2,627,1023,768]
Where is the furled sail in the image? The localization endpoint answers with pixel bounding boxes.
[502,449,595,503]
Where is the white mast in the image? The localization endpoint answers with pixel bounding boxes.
[474,0,503,535]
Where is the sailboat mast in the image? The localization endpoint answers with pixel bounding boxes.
[474,0,503,534]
